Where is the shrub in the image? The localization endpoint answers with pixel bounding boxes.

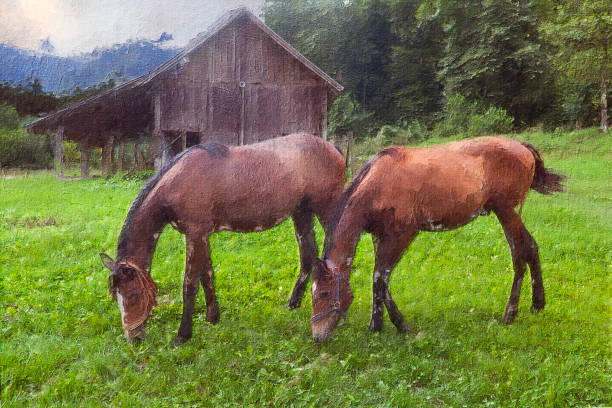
[467,106,514,136]
[0,104,20,130]
[328,94,374,139]
[378,120,428,145]
[63,140,81,166]
[402,119,428,143]
[0,128,52,168]
[433,94,515,138]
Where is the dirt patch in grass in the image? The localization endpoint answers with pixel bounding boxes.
[3,215,62,228]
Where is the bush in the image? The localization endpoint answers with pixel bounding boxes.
[328,94,374,139]
[0,104,20,130]
[378,120,428,145]
[0,128,52,168]
[467,106,514,136]
[433,94,515,137]
[63,140,81,166]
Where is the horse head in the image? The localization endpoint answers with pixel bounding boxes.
[310,258,353,342]
[100,253,157,341]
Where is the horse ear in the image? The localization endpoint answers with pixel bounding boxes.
[312,259,327,279]
[99,253,116,271]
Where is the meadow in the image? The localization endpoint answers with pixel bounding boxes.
[1,128,610,407]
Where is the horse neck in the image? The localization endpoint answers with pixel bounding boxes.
[116,199,167,273]
[323,203,368,277]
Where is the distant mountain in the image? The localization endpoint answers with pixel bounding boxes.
[0,39,179,95]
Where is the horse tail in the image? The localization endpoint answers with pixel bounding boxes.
[521,142,566,195]
[322,147,400,258]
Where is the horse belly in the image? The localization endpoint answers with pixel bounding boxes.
[419,206,490,232]
[214,209,294,233]
[212,189,302,233]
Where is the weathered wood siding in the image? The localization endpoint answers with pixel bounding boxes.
[158,17,327,145]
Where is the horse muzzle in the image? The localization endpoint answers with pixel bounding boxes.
[311,311,342,342]
[125,323,146,342]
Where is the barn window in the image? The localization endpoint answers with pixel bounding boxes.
[163,131,182,157]
[186,132,200,147]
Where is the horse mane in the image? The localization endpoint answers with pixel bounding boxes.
[322,147,400,258]
[117,142,229,258]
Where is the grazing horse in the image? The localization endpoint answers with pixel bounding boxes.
[99,133,346,344]
[309,137,565,341]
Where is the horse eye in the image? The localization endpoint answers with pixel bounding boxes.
[320,290,330,299]
[128,293,139,303]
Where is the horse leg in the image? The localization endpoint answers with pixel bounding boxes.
[369,230,416,333]
[286,205,317,309]
[520,224,545,313]
[494,205,538,324]
[198,236,219,323]
[173,233,207,346]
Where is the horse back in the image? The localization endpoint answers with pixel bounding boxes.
[360,137,536,231]
[150,134,345,233]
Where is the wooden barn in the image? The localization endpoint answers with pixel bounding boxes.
[26,7,343,176]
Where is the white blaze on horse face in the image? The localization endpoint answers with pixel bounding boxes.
[116,291,127,327]
[311,280,317,294]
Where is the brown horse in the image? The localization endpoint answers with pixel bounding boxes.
[309,136,565,341]
[99,133,346,345]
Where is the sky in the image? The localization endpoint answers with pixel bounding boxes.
[0,0,265,56]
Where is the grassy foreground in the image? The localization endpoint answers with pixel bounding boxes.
[1,129,610,407]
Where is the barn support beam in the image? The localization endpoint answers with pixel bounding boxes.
[346,131,354,172]
[153,94,164,170]
[54,126,64,177]
[117,142,125,172]
[133,141,143,170]
[239,82,246,145]
[80,136,89,178]
[180,131,187,151]
[102,133,115,176]
[321,90,328,141]
[161,133,170,167]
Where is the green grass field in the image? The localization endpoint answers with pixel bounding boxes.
[1,129,610,407]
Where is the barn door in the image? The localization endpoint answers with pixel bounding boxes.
[209,83,241,145]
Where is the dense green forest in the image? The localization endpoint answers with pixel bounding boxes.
[264,0,610,135]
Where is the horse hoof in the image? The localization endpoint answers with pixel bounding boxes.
[396,322,411,333]
[530,304,545,314]
[171,336,190,347]
[502,313,516,325]
[206,308,220,324]
[285,299,301,309]
[368,321,382,332]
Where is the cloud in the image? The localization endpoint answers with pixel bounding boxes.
[0,0,47,50]
[0,0,264,55]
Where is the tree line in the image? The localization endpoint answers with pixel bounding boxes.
[2,1,609,140]
[264,0,610,134]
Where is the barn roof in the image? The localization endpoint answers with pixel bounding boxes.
[26,7,343,143]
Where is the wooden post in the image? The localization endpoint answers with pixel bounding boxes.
[346,131,354,172]
[134,141,144,171]
[321,90,328,141]
[101,133,115,175]
[239,82,246,145]
[111,140,117,173]
[161,133,170,168]
[117,142,125,172]
[152,94,163,170]
[180,130,187,152]
[80,136,89,178]
[54,126,64,177]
